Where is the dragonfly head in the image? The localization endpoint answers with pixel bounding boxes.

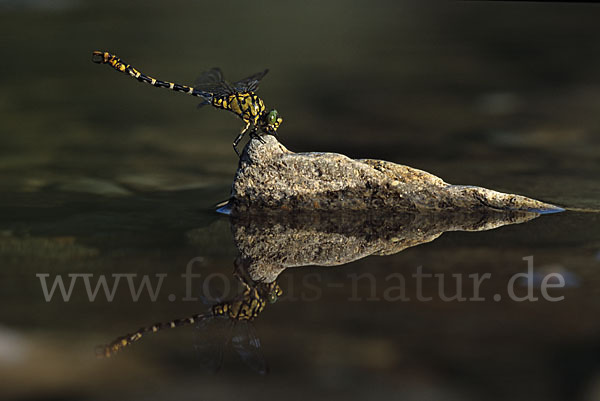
[262,109,283,135]
[266,282,283,304]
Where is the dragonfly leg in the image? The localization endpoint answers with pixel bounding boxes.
[233,122,251,157]
[233,256,255,289]
[249,129,266,144]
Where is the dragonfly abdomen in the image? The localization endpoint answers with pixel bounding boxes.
[91,51,212,101]
[97,313,205,358]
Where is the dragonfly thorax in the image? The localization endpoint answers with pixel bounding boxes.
[210,281,282,321]
[212,92,266,126]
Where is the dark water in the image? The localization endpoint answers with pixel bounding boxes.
[1,1,599,400]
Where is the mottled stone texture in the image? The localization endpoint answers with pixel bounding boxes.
[232,210,540,283]
[230,136,562,214]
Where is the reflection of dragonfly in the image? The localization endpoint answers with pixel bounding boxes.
[91,51,283,156]
[195,308,268,374]
[97,281,282,362]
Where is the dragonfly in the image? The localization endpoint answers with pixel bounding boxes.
[96,280,282,361]
[91,50,283,156]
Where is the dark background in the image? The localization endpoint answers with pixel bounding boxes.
[0,1,599,400]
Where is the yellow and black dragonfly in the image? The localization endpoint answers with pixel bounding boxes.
[97,280,282,374]
[92,51,283,156]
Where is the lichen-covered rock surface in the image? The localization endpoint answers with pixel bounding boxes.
[229,136,563,214]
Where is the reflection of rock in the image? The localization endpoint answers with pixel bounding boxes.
[232,210,540,283]
[230,136,563,214]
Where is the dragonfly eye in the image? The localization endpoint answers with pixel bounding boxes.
[267,109,278,126]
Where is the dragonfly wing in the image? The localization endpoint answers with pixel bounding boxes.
[194,67,234,96]
[194,67,224,89]
[194,316,231,373]
[231,321,268,375]
[232,69,269,93]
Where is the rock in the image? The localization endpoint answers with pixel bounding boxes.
[228,136,563,214]
[231,209,541,283]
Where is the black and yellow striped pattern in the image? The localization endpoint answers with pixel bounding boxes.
[91,51,211,100]
[212,93,266,130]
[97,281,282,358]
